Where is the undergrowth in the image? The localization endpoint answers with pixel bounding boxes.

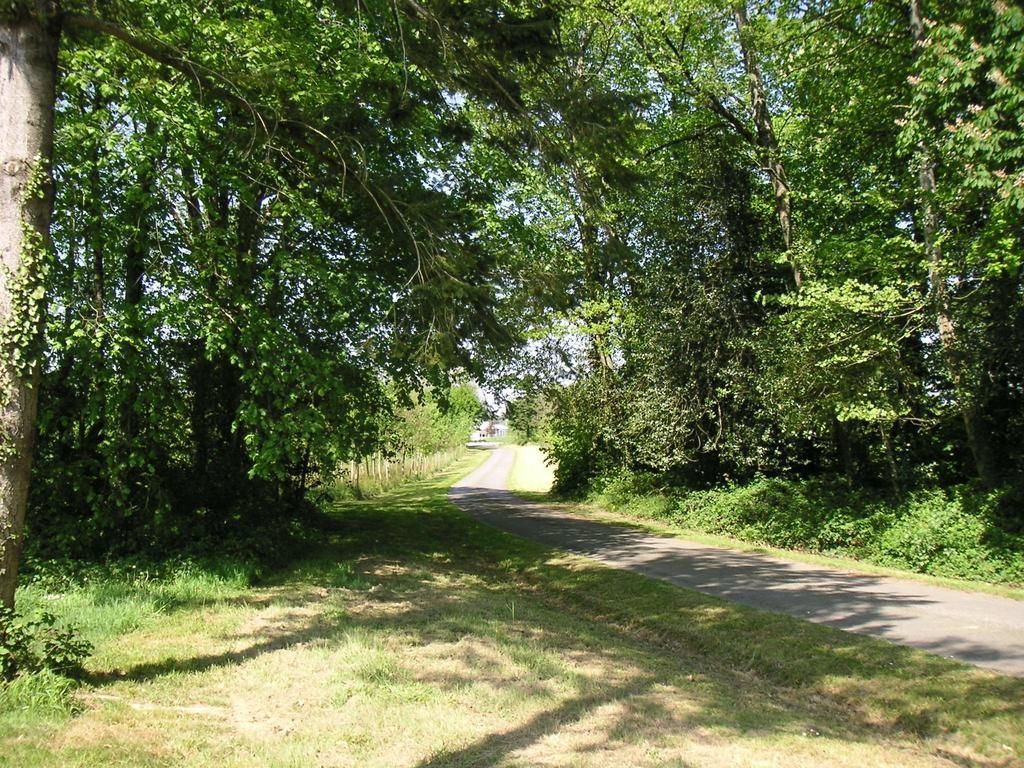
[4,450,1024,767]
[589,472,1024,585]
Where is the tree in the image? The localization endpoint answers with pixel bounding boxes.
[500,0,1022,506]
[1,2,60,608]
[2,0,557,606]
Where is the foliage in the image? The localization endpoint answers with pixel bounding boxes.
[762,280,922,433]
[392,384,484,456]
[545,379,608,494]
[493,0,1024,557]
[6,456,1024,766]
[506,388,552,444]
[2,0,1021,598]
[14,0,553,566]
[589,470,1024,585]
[0,608,92,681]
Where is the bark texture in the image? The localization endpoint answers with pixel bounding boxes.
[0,6,60,608]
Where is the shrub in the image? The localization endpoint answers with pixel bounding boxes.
[0,608,92,681]
[587,470,676,521]
[588,473,1024,584]
[870,488,1024,583]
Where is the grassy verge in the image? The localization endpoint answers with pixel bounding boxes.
[3,447,1022,767]
[508,443,555,496]
[333,447,467,499]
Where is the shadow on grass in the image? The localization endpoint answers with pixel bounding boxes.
[412,676,670,768]
[87,454,1024,766]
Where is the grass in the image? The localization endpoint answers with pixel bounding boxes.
[508,443,555,496]
[2,447,1022,767]
[334,447,466,499]
[572,501,1024,601]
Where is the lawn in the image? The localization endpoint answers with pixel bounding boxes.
[3,448,1022,767]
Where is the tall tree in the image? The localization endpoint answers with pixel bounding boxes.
[2,0,558,605]
[0,2,60,608]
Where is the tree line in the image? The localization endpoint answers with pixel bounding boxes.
[0,0,550,607]
[495,0,1023,535]
[1,0,1021,608]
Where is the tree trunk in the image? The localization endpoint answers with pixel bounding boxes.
[87,114,105,322]
[732,1,800,288]
[570,169,615,373]
[879,424,902,498]
[0,6,60,609]
[907,0,999,488]
[120,156,151,447]
[833,418,855,489]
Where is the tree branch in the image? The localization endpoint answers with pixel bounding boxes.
[61,13,405,233]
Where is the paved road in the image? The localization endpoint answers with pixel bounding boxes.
[450,447,1024,677]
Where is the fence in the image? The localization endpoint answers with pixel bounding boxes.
[335,447,466,498]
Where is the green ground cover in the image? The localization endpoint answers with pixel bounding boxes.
[3,449,1022,767]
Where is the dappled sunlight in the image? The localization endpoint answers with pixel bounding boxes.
[453,449,1024,679]
[4,454,1020,767]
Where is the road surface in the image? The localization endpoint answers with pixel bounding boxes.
[450,446,1024,677]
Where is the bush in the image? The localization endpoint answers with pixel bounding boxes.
[870,488,1024,582]
[545,381,613,495]
[588,471,1024,584]
[672,478,875,552]
[0,608,92,681]
[591,470,675,518]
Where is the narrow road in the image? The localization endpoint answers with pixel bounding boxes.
[450,446,1024,677]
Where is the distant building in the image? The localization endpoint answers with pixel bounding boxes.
[471,420,508,441]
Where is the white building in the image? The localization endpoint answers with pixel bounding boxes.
[471,420,509,441]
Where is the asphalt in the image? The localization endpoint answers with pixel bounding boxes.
[449,446,1024,677]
